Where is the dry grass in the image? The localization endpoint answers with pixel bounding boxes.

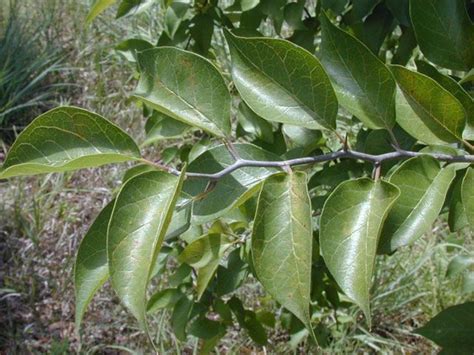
[0,1,473,353]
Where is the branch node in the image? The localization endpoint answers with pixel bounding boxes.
[224,140,241,161]
[372,162,382,181]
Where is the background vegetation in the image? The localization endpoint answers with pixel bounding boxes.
[0,0,472,353]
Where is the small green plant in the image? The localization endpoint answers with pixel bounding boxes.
[1,0,473,352]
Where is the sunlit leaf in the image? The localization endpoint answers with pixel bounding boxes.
[379,156,456,253]
[224,30,338,130]
[0,107,141,179]
[320,178,399,323]
[391,65,466,145]
[74,202,113,331]
[86,0,116,23]
[134,47,231,138]
[107,170,185,329]
[252,172,313,331]
[320,12,396,130]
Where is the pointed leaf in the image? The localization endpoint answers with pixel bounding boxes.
[379,156,456,253]
[183,143,282,223]
[462,168,474,230]
[252,172,313,330]
[134,48,231,138]
[320,178,399,322]
[410,0,474,71]
[224,30,338,130]
[415,302,474,353]
[116,0,154,18]
[416,61,474,140]
[320,12,396,130]
[86,0,116,23]
[74,202,113,330]
[391,65,466,145]
[107,170,185,328]
[0,107,141,179]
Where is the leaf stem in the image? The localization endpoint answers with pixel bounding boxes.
[140,148,474,181]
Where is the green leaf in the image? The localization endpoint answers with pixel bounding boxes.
[237,101,274,144]
[134,47,231,138]
[282,124,324,154]
[116,0,154,18]
[252,172,313,331]
[462,168,474,230]
[226,0,260,12]
[86,0,116,23]
[216,248,248,296]
[319,12,396,130]
[320,178,399,323]
[115,39,153,62]
[178,234,232,269]
[391,65,466,145]
[143,111,191,145]
[74,202,113,331]
[224,30,338,130]
[352,0,379,21]
[171,296,194,341]
[416,61,474,140]
[183,143,282,223]
[415,302,474,353]
[462,272,474,294]
[188,316,225,340]
[164,2,191,39]
[379,156,456,253]
[448,173,469,232]
[147,288,182,313]
[410,0,474,71]
[107,170,185,329]
[0,107,141,179]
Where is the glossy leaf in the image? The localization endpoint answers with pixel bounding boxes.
[448,174,469,232]
[410,0,474,71]
[86,0,116,23]
[320,12,396,130]
[391,65,466,145]
[462,168,474,230]
[74,202,113,330]
[224,30,338,130]
[416,61,474,140]
[134,47,231,138]
[183,143,282,223]
[320,178,399,323]
[0,107,141,179]
[143,111,191,145]
[237,101,274,144]
[107,170,185,328]
[252,172,313,330]
[415,302,474,353]
[379,156,456,253]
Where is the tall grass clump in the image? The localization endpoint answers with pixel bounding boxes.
[0,0,68,144]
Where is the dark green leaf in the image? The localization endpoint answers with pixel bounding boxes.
[352,0,380,21]
[391,27,417,65]
[237,101,274,144]
[385,0,409,26]
[147,288,182,313]
[224,30,338,130]
[164,2,191,38]
[226,0,260,12]
[115,39,153,62]
[183,143,282,223]
[448,173,469,232]
[189,316,224,340]
[216,248,248,296]
[320,13,396,130]
[143,111,191,145]
[243,311,268,345]
[415,302,474,352]
[410,0,474,71]
[282,124,324,154]
[416,61,474,140]
[252,172,313,331]
[0,107,141,179]
[134,47,231,138]
[171,296,194,341]
[462,168,474,230]
[74,202,113,330]
[122,164,156,184]
[190,14,214,55]
[391,65,467,145]
[379,156,456,253]
[320,178,399,323]
[107,170,185,328]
